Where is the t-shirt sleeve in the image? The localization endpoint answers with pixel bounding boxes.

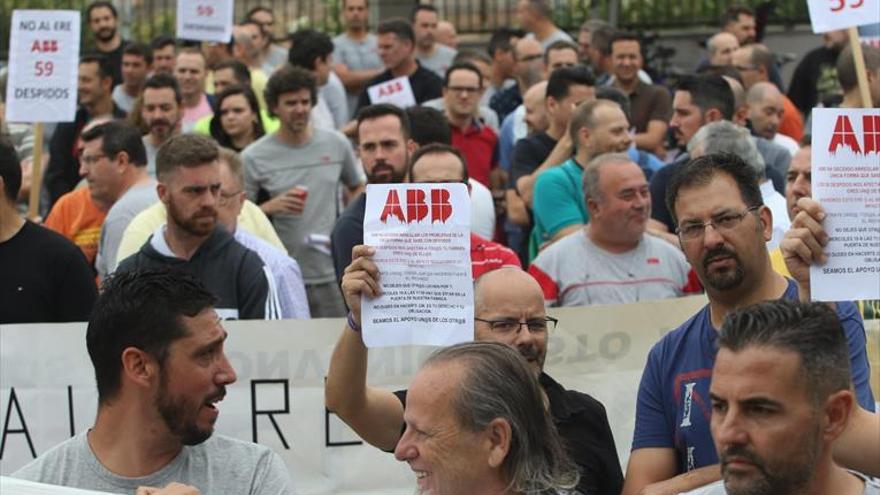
[339,138,362,188]
[243,151,261,203]
[632,343,674,450]
[527,262,559,306]
[837,302,876,411]
[55,243,98,322]
[532,171,584,240]
[252,450,297,495]
[509,139,539,188]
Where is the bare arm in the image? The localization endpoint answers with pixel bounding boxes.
[622,448,721,495]
[334,63,383,93]
[324,245,406,452]
[834,407,880,477]
[633,120,668,154]
[505,189,530,226]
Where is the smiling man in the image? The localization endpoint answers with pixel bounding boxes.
[11,269,293,493]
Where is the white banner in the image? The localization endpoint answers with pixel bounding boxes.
[0,296,719,494]
[176,0,234,43]
[4,10,80,123]
[807,0,880,33]
[810,108,880,302]
[366,76,417,108]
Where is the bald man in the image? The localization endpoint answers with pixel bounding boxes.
[326,265,624,495]
[733,44,803,142]
[436,20,458,49]
[747,82,800,156]
[706,32,738,67]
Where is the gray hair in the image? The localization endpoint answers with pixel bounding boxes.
[687,121,766,179]
[424,342,580,494]
[582,152,632,203]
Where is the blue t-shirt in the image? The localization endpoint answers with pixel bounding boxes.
[632,279,875,473]
[531,158,589,254]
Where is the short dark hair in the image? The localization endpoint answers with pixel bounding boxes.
[609,31,641,53]
[150,34,177,51]
[143,73,183,104]
[596,86,632,123]
[156,134,220,180]
[409,143,469,183]
[80,121,148,167]
[123,41,153,65]
[210,85,266,150]
[488,28,525,57]
[410,3,438,22]
[838,43,880,92]
[264,65,317,115]
[591,25,618,57]
[543,40,579,66]
[245,5,273,21]
[745,44,775,74]
[676,74,735,121]
[288,29,334,71]
[444,61,484,88]
[523,0,552,19]
[356,103,411,140]
[80,53,113,81]
[377,18,415,45]
[212,59,251,85]
[88,270,217,404]
[87,1,117,20]
[666,153,764,225]
[453,49,492,67]
[0,139,21,203]
[719,300,851,406]
[720,5,755,28]
[406,106,451,146]
[546,65,595,101]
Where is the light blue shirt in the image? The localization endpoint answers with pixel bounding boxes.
[235,228,311,319]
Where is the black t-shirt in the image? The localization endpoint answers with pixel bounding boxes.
[91,39,127,87]
[331,192,366,283]
[355,63,443,115]
[787,45,843,117]
[649,155,685,233]
[0,221,98,323]
[508,131,558,188]
[393,372,623,495]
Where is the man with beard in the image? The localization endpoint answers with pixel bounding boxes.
[331,104,415,282]
[328,260,620,495]
[333,0,384,120]
[12,269,293,493]
[117,134,275,320]
[141,74,183,176]
[621,153,874,495]
[45,55,127,208]
[680,300,880,495]
[529,153,698,306]
[85,1,127,86]
[411,4,457,78]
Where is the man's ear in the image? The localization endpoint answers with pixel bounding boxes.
[157,182,169,205]
[406,138,418,155]
[822,389,855,442]
[484,418,512,469]
[120,347,159,390]
[705,107,723,123]
[758,204,773,242]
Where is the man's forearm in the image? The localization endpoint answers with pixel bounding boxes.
[325,324,369,417]
[644,465,721,495]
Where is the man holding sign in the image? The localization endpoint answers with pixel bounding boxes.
[326,147,621,495]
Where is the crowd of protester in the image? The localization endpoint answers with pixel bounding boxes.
[1,0,879,494]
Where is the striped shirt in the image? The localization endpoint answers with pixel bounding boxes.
[470,233,521,279]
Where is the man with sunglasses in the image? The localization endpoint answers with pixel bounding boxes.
[621,153,874,495]
[326,144,622,495]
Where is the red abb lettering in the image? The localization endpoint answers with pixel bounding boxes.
[828,115,880,154]
[30,39,58,53]
[380,188,454,223]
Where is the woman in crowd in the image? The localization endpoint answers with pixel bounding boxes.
[209,85,265,152]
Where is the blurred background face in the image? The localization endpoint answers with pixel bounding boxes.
[343,0,369,30]
[444,69,482,120]
[709,33,739,66]
[121,54,149,89]
[585,104,633,155]
[219,94,256,139]
[249,10,276,41]
[546,47,578,72]
[611,40,642,84]
[212,68,239,95]
[152,45,177,74]
[823,30,848,50]
[670,90,704,146]
[748,92,784,139]
[377,33,412,71]
[727,13,756,45]
[175,52,207,99]
[514,39,543,82]
[89,6,117,42]
[216,160,245,231]
[413,10,438,50]
[142,87,181,141]
[77,61,110,107]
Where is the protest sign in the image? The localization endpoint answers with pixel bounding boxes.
[4,10,79,123]
[176,0,234,42]
[366,76,417,108]
[810,108,880,302]
[806,0,880,33]
[361,183,473,347]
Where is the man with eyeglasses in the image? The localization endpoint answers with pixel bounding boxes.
[327,174,623,495]
[621,153,874,495]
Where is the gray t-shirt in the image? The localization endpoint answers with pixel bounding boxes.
[527,29,573,50]
[12,431,295,494]
[680,473,880,495]
[112,85,136,114]
[143,135,159,178]
[332,32,383,119]
[242,129,361,284]
[417,44,457,79]
[96,180,159,278]
[320,72,349,129]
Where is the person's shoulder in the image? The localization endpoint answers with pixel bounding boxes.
[202,434,277,458]
[11,433,86,483]
[242,133,278,157]
[533,229,586,263]
[20,221,82,256]
[679,480,726,495]
[649,304,711,358]
[313,127,351,147]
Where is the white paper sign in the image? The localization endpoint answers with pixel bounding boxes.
[810,108,880,301]
[807,0,880,33]
[176,0,234,43]
[4,10,80,123]
[366,76,417,108]
[361,183,473,347]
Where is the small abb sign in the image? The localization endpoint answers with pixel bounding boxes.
[380,188,453,224]
[827,114,880,155]
[367,76,416,108]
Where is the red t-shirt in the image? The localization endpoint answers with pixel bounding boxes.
[470,232,521,279]
[451,121,498,188]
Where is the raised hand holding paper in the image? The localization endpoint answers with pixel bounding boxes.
[361,183,473,347]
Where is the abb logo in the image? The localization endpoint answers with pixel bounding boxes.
[30,39,58,53]
[380,189,453,223]
[828,115,880,154]
[378,81,404,97]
